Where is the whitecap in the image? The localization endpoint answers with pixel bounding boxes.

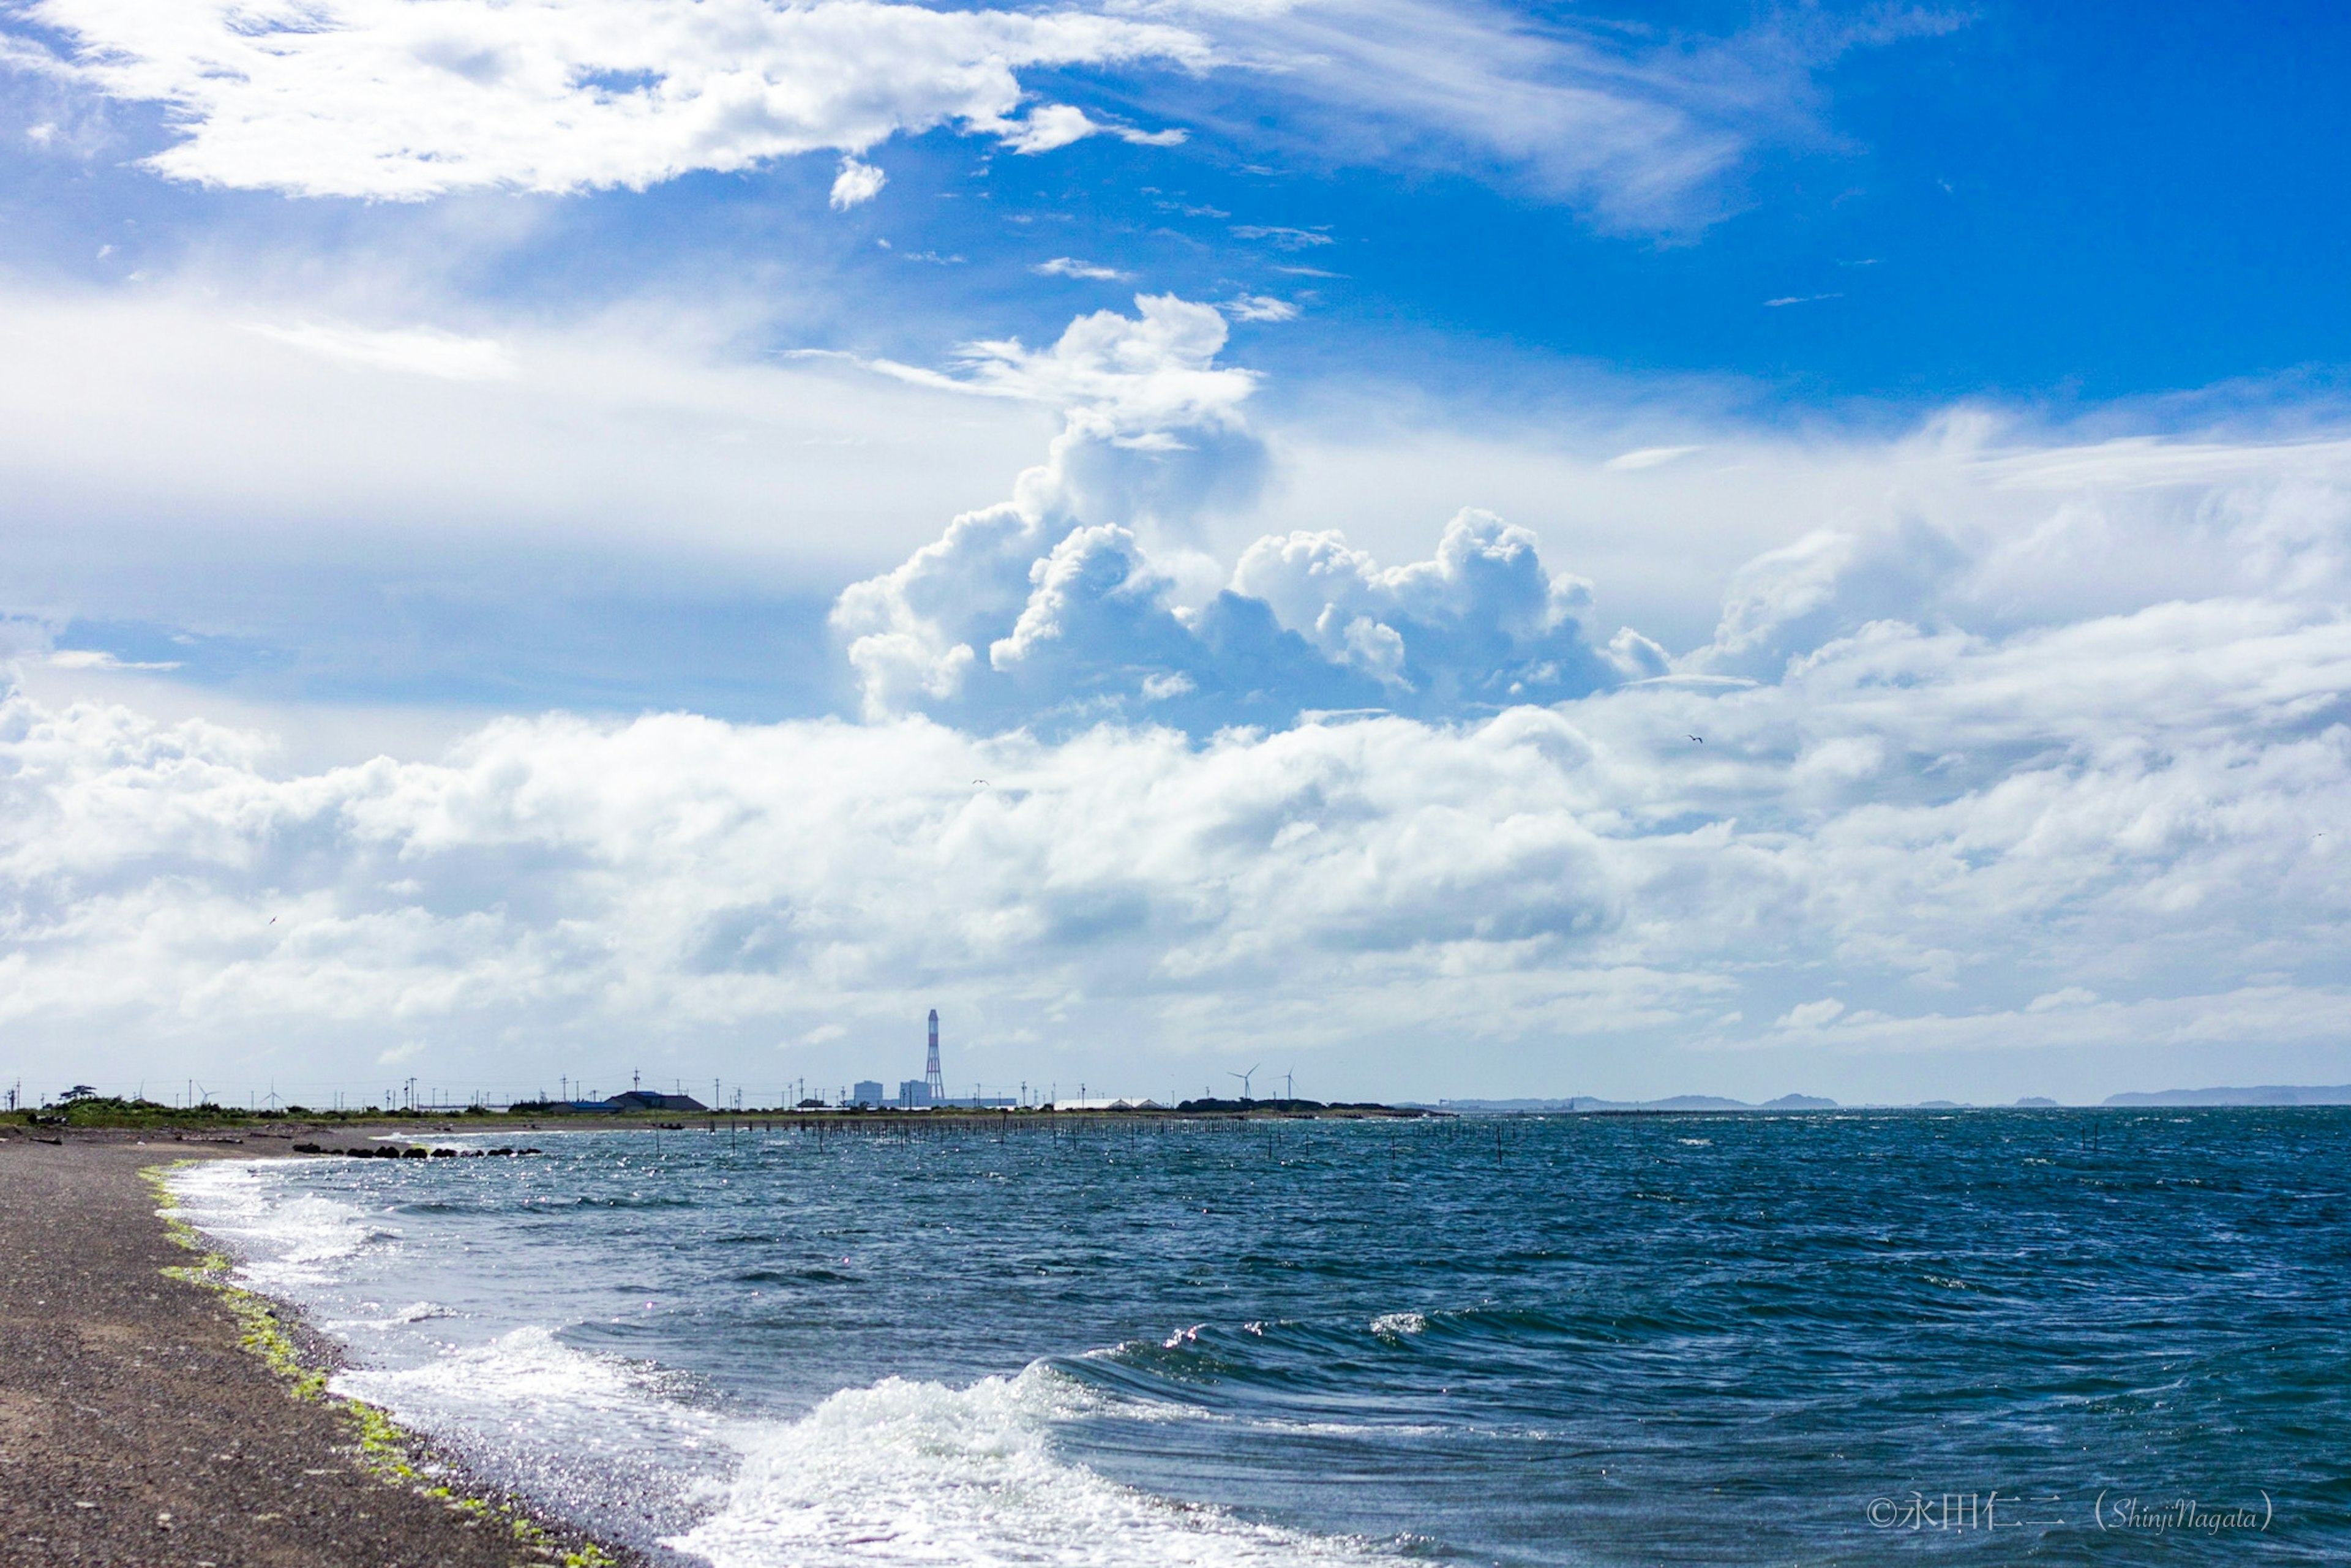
[666,1364,1389,1568]
[167,1160,398,1290]
[329,1300,452,1331]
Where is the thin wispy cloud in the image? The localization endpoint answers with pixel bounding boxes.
[10,0,1208,197]
[249,321,520,381]
[1231,225,1335,249]
[1222,295,1299,322]
[2,0,1891,235]
[1034,257,1130,280]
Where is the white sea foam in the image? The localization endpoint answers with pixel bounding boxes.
[168,1161,1393,1568]
[329,1299,451,1331]
[666,1365,1387,1568]
[1368,1311,1427,1338]
[334,1322,727,1459]
[167,1160,398,1290]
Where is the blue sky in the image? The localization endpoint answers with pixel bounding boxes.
[2,0,2349,1107]
[5,1,2347,715]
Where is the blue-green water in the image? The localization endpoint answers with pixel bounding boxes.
[175,1109,2350,1564]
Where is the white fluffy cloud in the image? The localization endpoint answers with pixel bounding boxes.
[827,156,887,211]
[4,580,2347,1101]
[9,0,1905,223]
[836,294,1644,729]
[836,294,1273,721]
[8,290,2351,1105]
[832,294,2351,767]
[13,0,1207,197]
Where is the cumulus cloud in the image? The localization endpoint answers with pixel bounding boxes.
[1226,512,1636,703]
[836,299,2351,742]
[10,292,2351,1101]
[5,577,2347,1096]
[828,156,887,210]
[13,0,1207,197]
[834,294,1265,720]
[835,296,1644,729]
[1671,424,2351,681]
[871,293,1258,441]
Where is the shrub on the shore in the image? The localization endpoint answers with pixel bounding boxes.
[4,1095,377,1130]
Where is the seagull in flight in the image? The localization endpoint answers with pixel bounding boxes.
[1687,735,1703,744]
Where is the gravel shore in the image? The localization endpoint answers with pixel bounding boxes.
[0,1128,637,1568]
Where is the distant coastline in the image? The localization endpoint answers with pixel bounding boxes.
[1424,1084,2351,1112]
[2100,1083,2351,1107]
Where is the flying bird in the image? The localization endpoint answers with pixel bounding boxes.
[1687,735,1704,743]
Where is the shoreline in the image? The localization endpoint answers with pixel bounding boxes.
[0,1127,639,1568]
[7,1101,1435,1140]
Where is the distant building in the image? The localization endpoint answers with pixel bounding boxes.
[851,1080,885,1108]
[602,1090,707,1113]
[899,1078,932,1109]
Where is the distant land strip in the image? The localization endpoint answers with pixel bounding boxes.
[1425,1086,2351,1112]
[2100,1084,2351,1107]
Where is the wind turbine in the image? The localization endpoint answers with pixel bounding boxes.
[1228,1064,1261,1102]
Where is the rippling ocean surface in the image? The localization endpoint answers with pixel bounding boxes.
[172,1109,2349,1565]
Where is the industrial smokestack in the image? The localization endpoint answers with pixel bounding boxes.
[925,1008,944,1104]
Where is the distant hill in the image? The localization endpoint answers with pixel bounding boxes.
[2103,1084,2351,1107]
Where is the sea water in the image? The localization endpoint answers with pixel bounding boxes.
[169,1109,2350,1564]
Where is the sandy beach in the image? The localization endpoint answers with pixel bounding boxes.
[0,1128,634,1568]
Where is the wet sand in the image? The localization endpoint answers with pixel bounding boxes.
[0,1128,636,1567]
